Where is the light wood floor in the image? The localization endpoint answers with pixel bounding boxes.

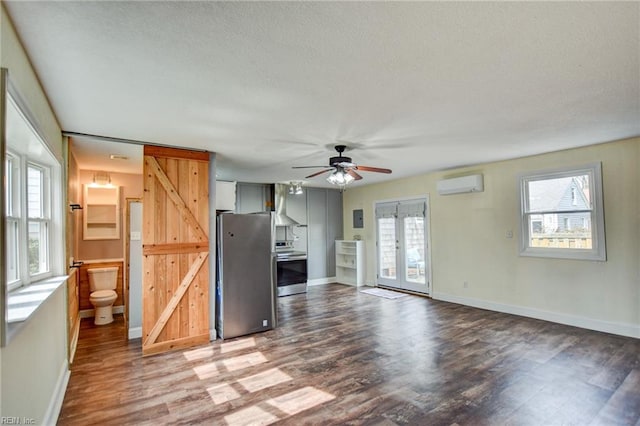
[58,284,640,425]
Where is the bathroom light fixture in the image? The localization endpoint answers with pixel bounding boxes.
[109,154,129,160]
[92,171,112,186]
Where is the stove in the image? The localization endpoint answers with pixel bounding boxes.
[275,250,307,296]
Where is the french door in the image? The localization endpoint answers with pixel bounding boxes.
[376,198,430,294]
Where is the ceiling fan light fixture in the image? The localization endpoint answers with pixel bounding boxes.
[295,145,391,185]
[327,169,354,186]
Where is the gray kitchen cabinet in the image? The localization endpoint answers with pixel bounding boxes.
[306,187,343,280]
[235,183,271,213]
[326,188,342,276]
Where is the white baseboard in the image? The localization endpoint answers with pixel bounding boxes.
[432,292,640,339]
[307,277,336,286]
[128,326,142,339]
[80,305,124,319]
[43,360,70,426]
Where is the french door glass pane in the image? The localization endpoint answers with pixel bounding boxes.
[404,217,425,284]
[377,217,396,279]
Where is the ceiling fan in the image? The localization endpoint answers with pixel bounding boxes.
[292,145,392,186]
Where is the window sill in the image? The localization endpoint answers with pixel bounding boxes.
[519,247,606,261]
[6,276,68,342]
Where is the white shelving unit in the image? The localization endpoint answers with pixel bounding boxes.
[335,240,365,287]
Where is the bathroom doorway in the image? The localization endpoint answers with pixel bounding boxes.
[67,136,143,349]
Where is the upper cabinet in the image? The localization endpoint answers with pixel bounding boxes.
[216,181,236,211]
[83,185,120,240]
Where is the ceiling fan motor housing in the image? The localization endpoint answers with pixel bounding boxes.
[329,155,352,166]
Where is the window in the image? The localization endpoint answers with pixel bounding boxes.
[4,92,58,292]
[27,163,50,276]
[519,163,606,261]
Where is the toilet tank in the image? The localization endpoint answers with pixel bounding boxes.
[87,267,118,292]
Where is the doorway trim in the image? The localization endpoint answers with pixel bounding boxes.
[125,197,142,341]
[373,194,433,295]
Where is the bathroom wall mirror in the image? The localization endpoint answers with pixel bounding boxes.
[83,184,120,240]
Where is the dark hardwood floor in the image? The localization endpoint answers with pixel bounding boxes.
[58,284,640,425]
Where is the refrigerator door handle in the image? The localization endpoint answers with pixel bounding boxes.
[271,253,278,328]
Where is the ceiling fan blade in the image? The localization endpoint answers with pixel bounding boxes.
[346,169,363,180]
[305,169,333,179]
[356,165,392,174]
[292,165,328,169]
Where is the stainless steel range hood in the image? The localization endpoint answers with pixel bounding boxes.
[274,183,300,227]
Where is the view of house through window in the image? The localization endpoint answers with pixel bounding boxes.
[526,173,592,249]
[519,163,606,261]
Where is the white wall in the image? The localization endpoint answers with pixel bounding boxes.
[1,287,68,424]
[1,4,69,424]
[0,5,61,163]
[343,137,640,338]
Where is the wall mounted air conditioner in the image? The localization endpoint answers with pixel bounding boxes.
[436,174,484,195]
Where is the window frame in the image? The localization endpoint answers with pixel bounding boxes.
[518,162,606,261]
[4,91,58,293]
[5,151,22,290]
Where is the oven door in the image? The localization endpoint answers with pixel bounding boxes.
[276,258,307,296]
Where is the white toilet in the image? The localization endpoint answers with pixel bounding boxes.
[88,267,118,325]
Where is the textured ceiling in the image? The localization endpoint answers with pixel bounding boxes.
[4,1,639,187]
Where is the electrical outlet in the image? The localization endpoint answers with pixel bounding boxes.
[506,230,513,239]
[463,281,469,288]
[262,319,268,327]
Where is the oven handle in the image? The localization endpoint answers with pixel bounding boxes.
[277,256,308,261]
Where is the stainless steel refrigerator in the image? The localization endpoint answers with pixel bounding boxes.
[216,212,277,340]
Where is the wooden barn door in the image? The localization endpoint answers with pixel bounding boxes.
[142,146,210,356]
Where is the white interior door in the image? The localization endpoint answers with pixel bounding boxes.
[376,199,430,294]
